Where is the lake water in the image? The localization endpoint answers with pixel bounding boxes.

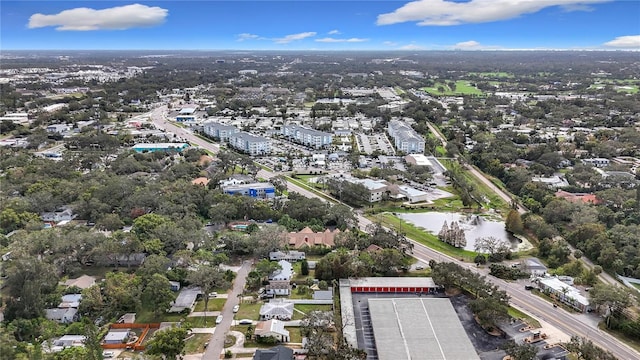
[397,212,518,251]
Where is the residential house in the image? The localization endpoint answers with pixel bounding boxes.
[555,190,601,204]
[255,320,290,343]
[259,299,295,321]
[103,329,129,344]
[59,294,82,308]
[287,227,342,248]
[269,251,306,262]
[41,208,76,223]
[228,132,271,156]
[45,308,78,324]
[531,175,569,188]
[387,120,425,154]
[62,275,96,290]
[267,260,293,296]
[253,345,294,360]
[313,288,334,301]
[169,281,181,292]
[191,177,210,186]
[42,335,86,353]
[117,313,136,324]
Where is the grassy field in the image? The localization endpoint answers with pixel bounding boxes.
[370,213,477,261]
[135,306,185,324]
[508,306,541,328]
[235,303,262,320]
[193,298,227,312]
[184,333,211,354]
[422,80,483,96]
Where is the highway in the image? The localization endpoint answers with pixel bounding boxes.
[147,108,638,359]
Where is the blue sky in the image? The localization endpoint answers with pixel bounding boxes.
[2,1,639,50]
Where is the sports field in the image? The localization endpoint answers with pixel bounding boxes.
[422,80,483,96]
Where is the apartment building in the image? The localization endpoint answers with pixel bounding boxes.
[282,124,332,149]
[228,132,271,156]
[387,120,425,154]
[202,121,240,141]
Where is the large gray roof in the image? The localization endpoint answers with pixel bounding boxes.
[368,298,479,360]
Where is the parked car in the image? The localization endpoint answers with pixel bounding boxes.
[238,319,253,325]
[233,305,240,313]
[524,285,534,290]
[208,292,217,298]
[216,315,223,324]
[102,352,115,358]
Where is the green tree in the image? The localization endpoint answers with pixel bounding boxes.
[142,274,175,317]
[589,284,632,328]
[505,209,524,235]
[132,213,168,240]
[187,265,229,315]
[301,260,309,276]
[500,340,538,360]
[145,326,189,360]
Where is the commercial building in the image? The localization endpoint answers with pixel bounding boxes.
[537,277,590,312]
[397,185,429,203]
[202,121,239,141]
[387,120,425,154]
[582,158,610,167]
[222,182,275,199]
[132,143,189,153]
[368,298,479,360]
[228,132,271,156]
[347,178,392,203]
[282,124,332,149]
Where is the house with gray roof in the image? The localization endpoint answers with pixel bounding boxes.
[259,299,294,321]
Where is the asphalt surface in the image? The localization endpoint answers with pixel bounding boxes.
[145,107,638,359]
[201,260,251,360]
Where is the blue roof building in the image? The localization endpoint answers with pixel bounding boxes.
[222,182,275,199]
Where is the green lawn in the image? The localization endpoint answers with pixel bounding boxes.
[292,304,333,320]
[184,333,211,354]
[135,306,185,324]
[286,327,303,343]
[422,80,483,96]
[508,306,541,328]
[370,213,477,262]
[193,298,226,312]
[234,303,262,320]
[184,316,216,328]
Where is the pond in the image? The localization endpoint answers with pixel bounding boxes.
[397,211,519,252]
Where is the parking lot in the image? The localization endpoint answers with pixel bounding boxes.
[356,133,395,155]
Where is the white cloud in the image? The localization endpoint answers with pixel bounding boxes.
[274,32,317,44]
[376,0,609,26]
[28,3,168,31]
[454,40,481,49]
[604,35,640,49]
[237,33,260,41]
[328,29,341,35]
[399,44,427,50]
[315,37,368,43]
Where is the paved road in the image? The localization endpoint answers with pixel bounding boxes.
[141,109,637,359]
[202,260,252,360]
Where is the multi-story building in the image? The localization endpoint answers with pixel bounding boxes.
[202,121,239,141]
[387,120,425,154]
[282,124,332,149]
[221,182,275,199]
[228,132,271,156]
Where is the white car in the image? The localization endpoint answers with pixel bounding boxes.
[232,305,240,313]
[102,351,115,358]
[216,315,223,324]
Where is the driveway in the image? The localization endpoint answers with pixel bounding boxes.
[201,260,252,359]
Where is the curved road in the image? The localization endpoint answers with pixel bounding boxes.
[145,108,637,359]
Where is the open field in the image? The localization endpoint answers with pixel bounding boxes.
[235,303,262,320]
[422,80,483,96]
[184,333,211,354]
[194,298,226,312]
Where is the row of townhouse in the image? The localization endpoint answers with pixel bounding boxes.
[387,120,425,154]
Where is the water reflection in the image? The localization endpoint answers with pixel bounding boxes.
[397,212,519,252]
